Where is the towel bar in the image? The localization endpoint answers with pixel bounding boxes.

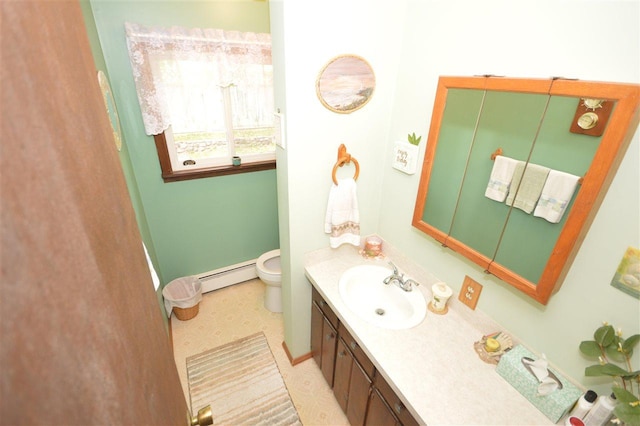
[490,147,583,185]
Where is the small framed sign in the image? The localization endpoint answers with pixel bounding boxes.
[392,141,419,175]
[610,246,640,299]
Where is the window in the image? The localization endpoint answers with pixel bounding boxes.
[125,23,275,181]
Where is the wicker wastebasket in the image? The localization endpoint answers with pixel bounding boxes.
[163,276,202,321]
[174,303,199,321]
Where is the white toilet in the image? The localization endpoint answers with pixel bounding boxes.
[256,249,282,312]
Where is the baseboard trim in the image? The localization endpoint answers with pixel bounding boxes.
[282,341,313,366]
[198,259,258,294]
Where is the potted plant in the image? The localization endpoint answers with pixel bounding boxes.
[579,322,640,424]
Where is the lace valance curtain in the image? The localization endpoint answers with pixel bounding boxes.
[124,22,272,136]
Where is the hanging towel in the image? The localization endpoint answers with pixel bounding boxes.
[533,170,580,223]
[506,162,550,214]
[485,155,520,202]
[324,178,361,248]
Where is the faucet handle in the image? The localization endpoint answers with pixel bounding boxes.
[388,261,399,275]
[402,278,420,292]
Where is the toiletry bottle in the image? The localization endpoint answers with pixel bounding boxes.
[569,390,598,419]
[565,417,585,426]
[583,393,617,426]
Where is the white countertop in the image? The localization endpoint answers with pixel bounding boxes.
[304,239,555,426]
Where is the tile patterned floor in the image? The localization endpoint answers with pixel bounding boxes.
[171,279,349,426]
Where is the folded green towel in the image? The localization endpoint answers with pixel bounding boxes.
[506,162,550,214]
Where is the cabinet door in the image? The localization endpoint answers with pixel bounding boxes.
[374,373,420,426]
[366,388,400,426]
[311,301,323,368]
[333,339,353,412]
[346,359,372,426]
[321,316,337,387]
[339,323,375,379]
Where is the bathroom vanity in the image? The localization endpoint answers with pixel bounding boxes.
[304,239,557,425]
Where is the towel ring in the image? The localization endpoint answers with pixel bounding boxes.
[332,144,360,185]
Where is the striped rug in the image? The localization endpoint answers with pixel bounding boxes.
[186,332,302,426]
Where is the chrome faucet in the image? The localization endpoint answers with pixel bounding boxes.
[383,261,420,292]
[382,261,402,285]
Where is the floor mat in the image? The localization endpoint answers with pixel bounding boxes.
[187,332,302,425]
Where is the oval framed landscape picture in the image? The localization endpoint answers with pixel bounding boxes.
[316,55,375,114]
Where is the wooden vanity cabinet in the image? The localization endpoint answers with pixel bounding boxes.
[335,338,372,425]
[345,355,372,425]
[367,388,400,426]
[372,372,421,426]
[311,287,339,386]
[310,286,421,426]
[333,338,353,412]
[337,323,375,426]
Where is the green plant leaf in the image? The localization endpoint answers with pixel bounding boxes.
[623,334,640,353]
[579,340,601,357]
[613,386,639,403]
[614,403,640,426]
[612,386,640,426]
[585,363,630,377]
[594,325,616,347]
[605,341,627,362]
[621,370,640,380]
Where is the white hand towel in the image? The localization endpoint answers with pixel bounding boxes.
[506,162,550,214]
[533,170,580,223]
[485,155,519,202]
[324,178,360,248]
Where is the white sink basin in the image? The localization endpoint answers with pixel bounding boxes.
[338,265,427,330]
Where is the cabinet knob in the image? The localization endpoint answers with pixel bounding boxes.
[325,332,335,341]
[338,350,347,358]
[394,402,405,414]
[349,341,357,351]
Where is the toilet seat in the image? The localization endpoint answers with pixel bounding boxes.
[256,249,282,313]
[256,249,281,285]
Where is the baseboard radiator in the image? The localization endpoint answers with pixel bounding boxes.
[197,259,258,294]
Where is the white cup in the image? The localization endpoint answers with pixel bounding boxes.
[431,282,453,312]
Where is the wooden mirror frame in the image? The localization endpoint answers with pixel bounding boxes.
[413,76,639,304]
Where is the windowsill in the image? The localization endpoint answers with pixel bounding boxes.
[153,133,275,182]
[160,160,276,182]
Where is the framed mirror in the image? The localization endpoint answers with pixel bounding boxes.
[413,76,639,304]
[316,54,375,114]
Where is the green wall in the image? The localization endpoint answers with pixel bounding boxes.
[80,0,165,314]
[88,0,279,286]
